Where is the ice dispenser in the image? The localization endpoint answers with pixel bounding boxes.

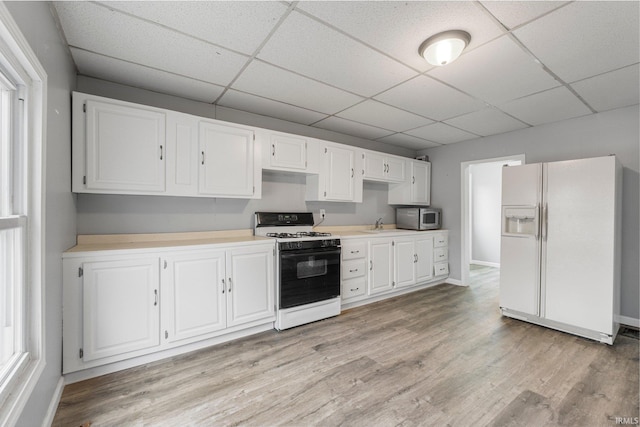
[502,206,539,237]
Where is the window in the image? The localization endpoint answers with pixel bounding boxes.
[0,4,46,425]
[0,72,26,376]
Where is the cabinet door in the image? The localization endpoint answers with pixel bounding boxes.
[411,161,431,205]
[166,112,199,196]
[394,238,416,288]
[163,251,226,343]
[368,239,394,295]
[199,121,255,197]
[226,245,275,327]
[85,100,165,192]
[415,236,434,283]
[82,258,160,362]
[363,152,386,181]
[270,134,307,170]
[386,156,406,182]
[325,145,354,201]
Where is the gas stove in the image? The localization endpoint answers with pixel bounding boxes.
[254,212,342,330]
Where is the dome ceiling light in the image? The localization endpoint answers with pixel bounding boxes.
[418,30,471,66]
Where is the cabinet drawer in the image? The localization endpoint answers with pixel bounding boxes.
[434,234,448,248]
[342,259,366,280]
[434,247,448,262]
[342,276,366,300]
[342,241,367,260]
[434,262,449,276]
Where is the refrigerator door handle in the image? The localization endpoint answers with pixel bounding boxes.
[542,204,548,241]
[535,203,540,240]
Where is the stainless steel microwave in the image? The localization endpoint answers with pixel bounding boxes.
[396,207,442,230]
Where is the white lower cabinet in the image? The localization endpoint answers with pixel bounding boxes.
[368,238,394,295]
[162,250,227,343]
[341,231,448,307]
[341,240,368,302]
[82,258,161,362]
[63,242,275,375]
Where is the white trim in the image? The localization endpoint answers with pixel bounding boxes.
[617,315,640,329]
[41,377,64,427]
[460,155,525,287]
[470,260,500,269]
[0,3,47,425]
[446,278,465,287]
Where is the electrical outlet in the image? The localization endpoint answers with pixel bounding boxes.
[320,209,326,218]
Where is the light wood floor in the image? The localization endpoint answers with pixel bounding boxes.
[53,266,639,426]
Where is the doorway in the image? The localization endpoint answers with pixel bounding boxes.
[460,155,524,286]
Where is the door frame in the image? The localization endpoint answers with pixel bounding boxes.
[460,154,525,286]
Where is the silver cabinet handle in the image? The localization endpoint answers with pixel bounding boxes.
[351,168,354,178]
[201,151,205,165]
[370,260,373,270]
[349,268,358,273]
[221,278,225,293]
[154,289,158,306]
[350,287,359,292]
[351,250,360,254]
[228,277,232,293]
[412,176,416,184]
[272,144,275,156]
[542,204,548,241]
[160,145,163,160]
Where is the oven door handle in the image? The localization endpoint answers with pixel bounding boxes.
[279,247,341,259]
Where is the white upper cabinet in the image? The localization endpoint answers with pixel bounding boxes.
[166,112,199,196]
[262,131,308,171]
[388,160,431,206]
[362,151,405,183]
[198,121,256,197]
[83,98,166,193]
[72,92,261,199]
[306,142,363,202]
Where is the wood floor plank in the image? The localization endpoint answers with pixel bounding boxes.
[53,266,639,426]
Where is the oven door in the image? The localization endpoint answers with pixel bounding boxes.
[279,246,341,309]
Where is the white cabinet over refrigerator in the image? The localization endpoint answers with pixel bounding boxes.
[499,156,621,344]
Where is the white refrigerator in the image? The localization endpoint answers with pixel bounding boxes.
[499,155,621,344]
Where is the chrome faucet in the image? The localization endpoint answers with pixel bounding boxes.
[374,217,384,230]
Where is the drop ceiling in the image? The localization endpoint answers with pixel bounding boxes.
[53,1,639,151]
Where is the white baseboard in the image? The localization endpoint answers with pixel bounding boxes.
[446,278,465,287]
[617,315,640,328]
[42,376,64,427]
[470,260,500,268]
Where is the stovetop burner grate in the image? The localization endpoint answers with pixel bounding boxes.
[266,231,332,239]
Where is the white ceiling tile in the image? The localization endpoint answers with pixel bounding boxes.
[312,117,394,140]
[102,1,288,55]
[375,75,487,121]
[257,11,416,97]
[377,134,441,150]
[429,35,560,105]
[406,123,478,144]
[479,1,569,30]
[513,1,640,82]
[571,65,640,113]
[217,90,328,126]
[54,2,248,86]
[499,86,592,126]
[337,100,433,132]
[232,61,364,115]
[444,107,529,137]
[297,1,504,71]
[70,48,225,103]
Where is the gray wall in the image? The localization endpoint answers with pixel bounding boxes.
[469,161,503,266]
[75,77,409,234]
[419,105,640,321]
[5,2,77,426]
